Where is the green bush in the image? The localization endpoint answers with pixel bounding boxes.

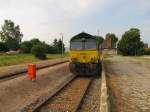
[41,42,50,53]
[21,39,51,54]
[20,41,32,53]
[0,42,8,52]
[31,45,47,60]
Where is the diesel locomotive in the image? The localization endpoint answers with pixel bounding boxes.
[69,32,102,76]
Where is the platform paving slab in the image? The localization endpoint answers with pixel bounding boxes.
[105,56,150,112]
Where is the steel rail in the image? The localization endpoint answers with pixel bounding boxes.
[0,61,68,83]
[34,77,93,112]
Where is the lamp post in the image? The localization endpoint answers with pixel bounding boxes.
[60,33,64,57]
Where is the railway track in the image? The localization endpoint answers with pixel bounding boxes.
[34,77,93,112]
[0,61,68,83]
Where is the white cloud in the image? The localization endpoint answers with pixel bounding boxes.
[0,0,108,45]
[136,0,150,10]
[0,0,150,46]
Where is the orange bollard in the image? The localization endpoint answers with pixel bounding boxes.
[28,64,36,81]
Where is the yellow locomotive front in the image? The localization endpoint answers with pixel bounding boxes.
[69,32,102,76]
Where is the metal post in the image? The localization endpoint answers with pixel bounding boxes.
[97,29,100,36]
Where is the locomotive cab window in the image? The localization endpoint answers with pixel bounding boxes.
[85,39,97,50]
[70,39,82,50]
[70,38,97,50]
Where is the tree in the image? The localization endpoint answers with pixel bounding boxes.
[57,38,65,53]
[106,33,118,48]
[52,38,65,54]
[30,38,41,46]
[96,36,104,46]
[0,20,23,50]
[53,38,58,47]
[21,38,65,54]
[31,45,47,60]
[21,38,51,54]
[117,28,144,56]
[20,41,32,53]
[0,42,8,52]
[52,38,59,53]
[48,45,57,54]
[41,41,50,53]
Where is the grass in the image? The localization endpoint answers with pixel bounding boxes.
[47,54,66,59]
[133,56,150,62]
[103,53,114,59]
[0,54,66,67]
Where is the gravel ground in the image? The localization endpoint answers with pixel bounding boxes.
[78,77,101,112]
[105,55,150,112]
[0,62,71,112]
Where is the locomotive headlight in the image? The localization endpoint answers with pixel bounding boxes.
[91,57,97,62]
[71,58,77,62]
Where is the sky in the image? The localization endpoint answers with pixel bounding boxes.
[0,0,150,47]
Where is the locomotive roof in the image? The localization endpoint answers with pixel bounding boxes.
[70,32,96,41]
